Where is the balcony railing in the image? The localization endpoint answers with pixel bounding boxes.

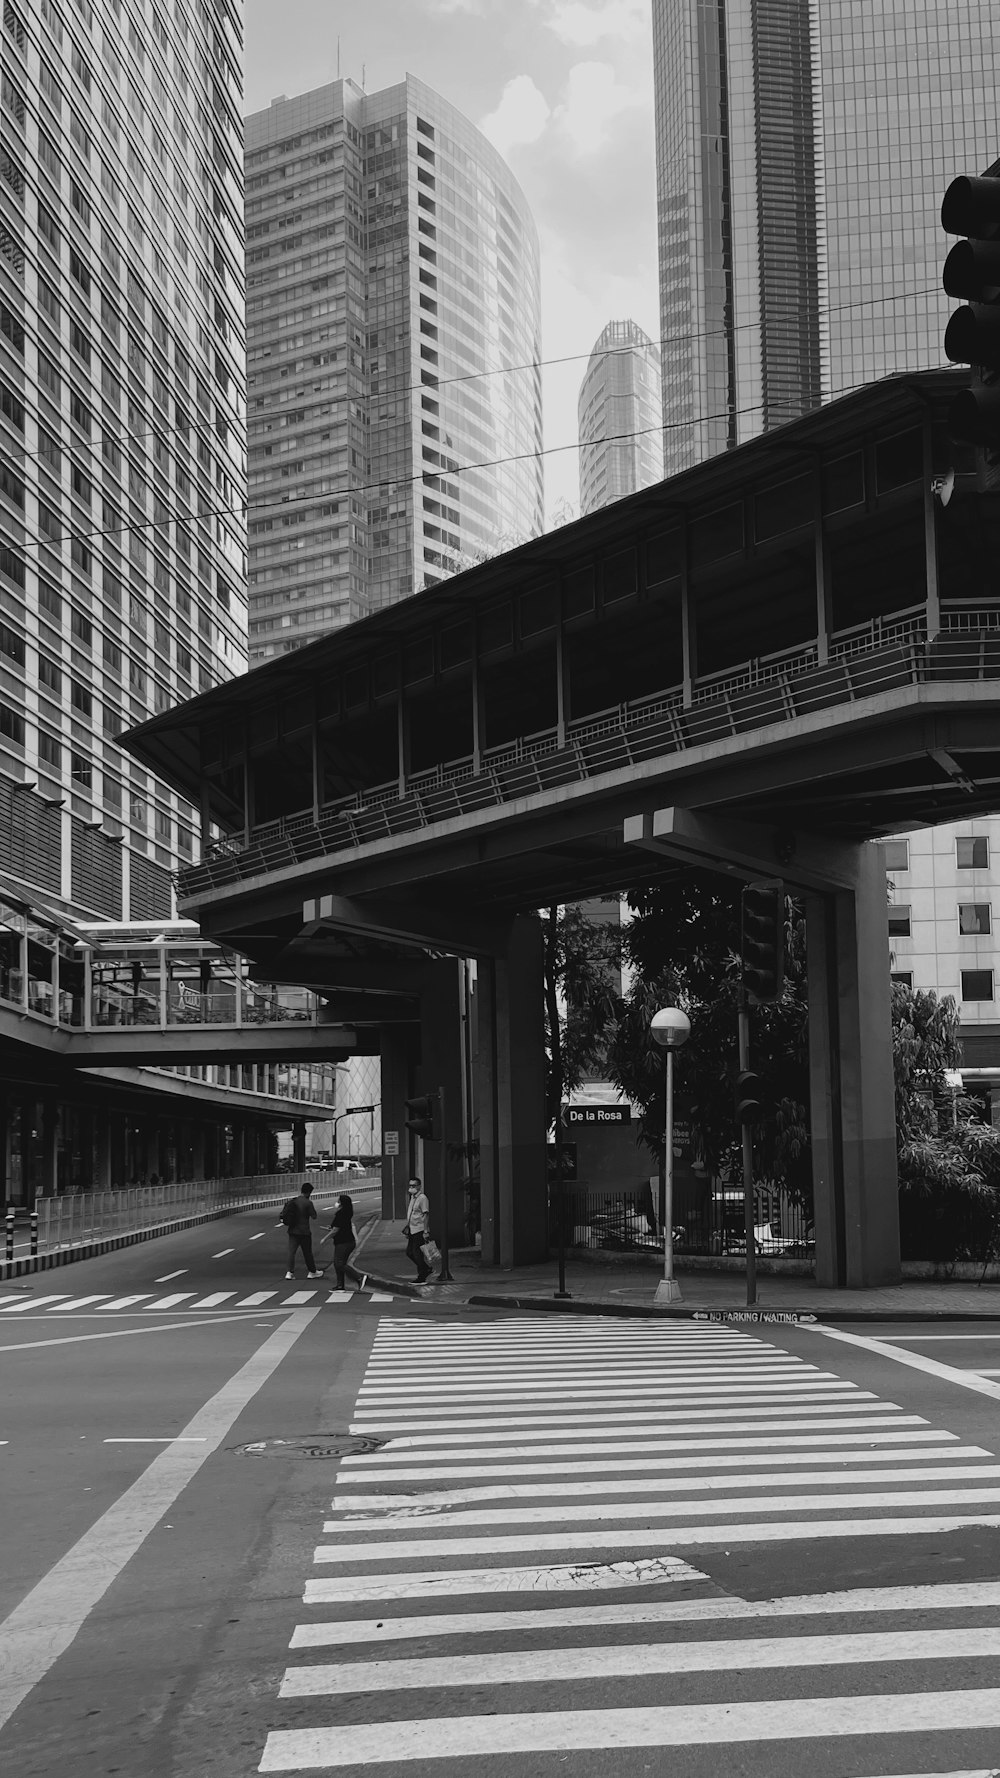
[180,614,1000,898]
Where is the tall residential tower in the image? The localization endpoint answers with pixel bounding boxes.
[578,319,663,515]
[244,76,544,663]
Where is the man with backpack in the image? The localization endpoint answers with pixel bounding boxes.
[280,1180,321,1279]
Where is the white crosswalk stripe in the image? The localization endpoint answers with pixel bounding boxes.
[0,1288,362,1315]
[258,1314,1000,1774]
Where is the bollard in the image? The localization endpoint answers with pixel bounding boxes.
[29,1210,38,1258]
[5,1206,14,1264]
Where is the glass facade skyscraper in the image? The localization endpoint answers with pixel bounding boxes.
[577,319,663,515]
[244,76,544,664]
[652,0,1000,470]
[0,0,247,921]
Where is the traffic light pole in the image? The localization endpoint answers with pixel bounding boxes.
[738,992,758,1308]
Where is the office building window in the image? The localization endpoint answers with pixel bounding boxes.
[887,904,911,939]
[962,970,994,1002]
[882,839,909,871]
[957,836,989,869]
[890,971,912,988]
[959,904,991,936]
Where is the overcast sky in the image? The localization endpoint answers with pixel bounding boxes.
[243,0,659,525]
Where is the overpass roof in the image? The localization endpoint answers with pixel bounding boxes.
[126,368,972,803]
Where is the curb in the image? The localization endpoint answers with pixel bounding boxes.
[343,1260,1000,1322]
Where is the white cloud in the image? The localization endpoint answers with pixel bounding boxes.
[546,0,648,48]
[553,59,641,155]
[480,74,551,157]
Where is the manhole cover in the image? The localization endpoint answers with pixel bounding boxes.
[231,1433,386,1459]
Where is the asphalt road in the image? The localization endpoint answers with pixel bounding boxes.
[4,1217,1000,1776]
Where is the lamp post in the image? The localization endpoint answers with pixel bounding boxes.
[650,1006,691,1307]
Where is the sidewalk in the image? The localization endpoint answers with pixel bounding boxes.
[350,1218,1000,1321]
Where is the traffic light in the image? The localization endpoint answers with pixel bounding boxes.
[740,880,784,1004]
[404,1092,438,1141]
[942,161,1000,448]
[735,1069,764,1126]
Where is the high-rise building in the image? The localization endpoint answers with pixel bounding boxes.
[0,0,337,1198]
[577,320,663,516]
[652,0,1000,474]
[244,76,544,663]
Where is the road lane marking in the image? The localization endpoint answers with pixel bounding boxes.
[304,1557,706,1604]
[237,1292,278,1307]
[332,1464,1000,1513]
[369,1293,393,1302]
[188,1292,237,1308]
[258,1692,1000,1766]
[104,1437,209,1444]
[289,1578,1000,1647]
[339,1415,927,1457]
[810,1324,1000,1404]
[349,1392,875,1431]
[339,1439,976,1483]
[145,1294,196,1310]
[882,1333,1000,1341]
[155,1271,187,1282]
[212,1248,236,1258]
[0,1316,272,1353]
[0,1307,318,1733]
[249,1233,266,1241]
[47,1296,111,1312]
[281,1626,1000,1697]
[347,1403,914,1441]
[356,1367,822,1393]
[283,1291,318,1305]
[0,1295,70,1313]
[100,1295,152,1311]
[313,1513,1000,1563]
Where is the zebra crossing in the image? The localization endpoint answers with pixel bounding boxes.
[259,1315,1000,1774]
[0,1287,377,1313]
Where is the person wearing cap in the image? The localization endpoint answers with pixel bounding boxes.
[403,1177,433,1282]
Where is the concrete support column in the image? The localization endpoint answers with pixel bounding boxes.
[806,842,900,1287]
[93,1115,112,1189]
[41,1096,59,1198]
[493,915,548,1267]
[292,1120,306,1172]
[231,1122,246,1182]
[418,958,468,1252]
[380,1025,414,1222]
[474,958,500,1266]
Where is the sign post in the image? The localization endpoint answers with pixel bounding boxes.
[384,1129,399,1217]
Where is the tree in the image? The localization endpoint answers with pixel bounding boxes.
[542,903,622,1129]
[605,873,812,1206]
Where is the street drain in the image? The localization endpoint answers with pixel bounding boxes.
[231,1433,386,1460]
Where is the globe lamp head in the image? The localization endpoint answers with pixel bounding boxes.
[650,1006,691,1050]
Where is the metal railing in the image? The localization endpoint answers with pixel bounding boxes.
[24,1171,338,1258]
[550,1185,814,1263]
[183,619,1000,898]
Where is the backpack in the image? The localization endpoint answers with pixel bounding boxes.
[280,1197,298,1229]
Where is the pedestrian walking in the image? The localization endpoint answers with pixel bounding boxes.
[319,1192,356,1289]
[279,1180,321,1278]
[403,1176,433,1282]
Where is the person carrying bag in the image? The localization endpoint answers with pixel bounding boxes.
[403,1177,434,1282]
[319,1192,356,1290]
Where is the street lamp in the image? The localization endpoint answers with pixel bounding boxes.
[650,1006,691,1307]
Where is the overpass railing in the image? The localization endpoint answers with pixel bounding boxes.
[181,607,1000,896]
[27,1171,342,1255]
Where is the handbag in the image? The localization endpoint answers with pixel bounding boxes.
[421,1238,440,1263]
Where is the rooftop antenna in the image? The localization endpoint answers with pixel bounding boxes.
[362,63,366,90]
[336,35,340,79]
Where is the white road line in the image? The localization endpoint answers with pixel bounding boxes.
[237,1292,278,1307]
[811,1325,1000,1406]
[312,1513,1000,1563]
[340,1414,927,1457]
[145,1294,196,1310]
[369,1293,394,1302]
[289,1578,1000,1647]
[339,1438,976,1483]
[881,1333,1000,1341]
[326,1291,356,1303]
[355,1367,823,1393]
[353,1383,869,1412]
[280,1626,1000,1698]
[0,1294,70,1313]
[257,1692,1000,1767]
[972,1369,1000,1377]
[349,1392,874,1431]
[0,1316,271,1354]
[155,1271,186,1282]
[249,1233,266,1241]
[282,1291,318,1305]
[47,1296,111,1312]
[0,1308,320,1733]
[348,1402,909,1440]
[331,1464,1000,1513]
[212,1248,235,1258]
[322,1484,1000,1538]
[304,1556,706,1604]
[100,1295,153,1311]
[188,1292,237,1309]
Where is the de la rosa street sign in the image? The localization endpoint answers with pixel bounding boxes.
[564,1106,631,1125]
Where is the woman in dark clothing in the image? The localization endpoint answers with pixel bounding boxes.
[320,1193,355,1289]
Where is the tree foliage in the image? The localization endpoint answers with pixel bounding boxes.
[605,873,811,1204]
[542,903,623,1128]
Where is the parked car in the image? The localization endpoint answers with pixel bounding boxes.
[336,1159,366,1175]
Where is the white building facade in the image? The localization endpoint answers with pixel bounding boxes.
[577,319,663,516]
